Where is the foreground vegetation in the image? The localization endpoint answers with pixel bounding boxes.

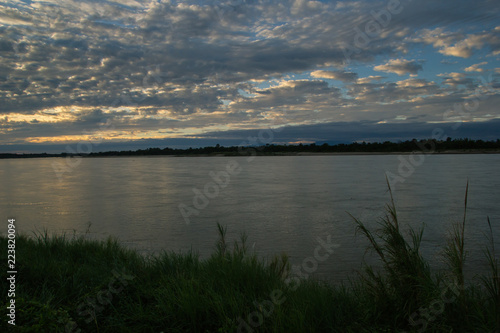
[1,187,499,332]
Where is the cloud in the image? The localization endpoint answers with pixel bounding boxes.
[197,118,500,145]
[413,27,500,58]
[290,0,325,16]
[310,70,358,82]
[232,79,343,116]
[357,75,384,84]
[373,59,424,76]
[465,61,488,72]
[438,72,474,87]
[346,77,442,105]
[5,118,500,153]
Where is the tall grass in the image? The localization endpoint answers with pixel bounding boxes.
[349,180,499,332]
[349,180,434,328]
[443,181,468,289]
[1,185,498,332]
[482,217,500,332]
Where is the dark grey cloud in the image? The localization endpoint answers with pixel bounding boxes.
[345,78,442,104]
[438,73,476,89]
[197,118,500,144]
[373,59,423,76]
[4,118,499,154]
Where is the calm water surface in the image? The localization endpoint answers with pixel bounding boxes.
[1,154,499,281]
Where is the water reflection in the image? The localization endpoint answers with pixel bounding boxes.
[0,154,499,281]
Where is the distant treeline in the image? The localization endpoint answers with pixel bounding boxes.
[1,138,500,159]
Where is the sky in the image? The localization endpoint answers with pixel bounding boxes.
[0,0,499,153]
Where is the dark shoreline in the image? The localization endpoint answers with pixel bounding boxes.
[1,149,500,159]
[2,138,500,159]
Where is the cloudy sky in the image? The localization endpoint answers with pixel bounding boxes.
[1,0,499,153]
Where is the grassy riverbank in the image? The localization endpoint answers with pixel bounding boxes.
[1,194,499,332]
